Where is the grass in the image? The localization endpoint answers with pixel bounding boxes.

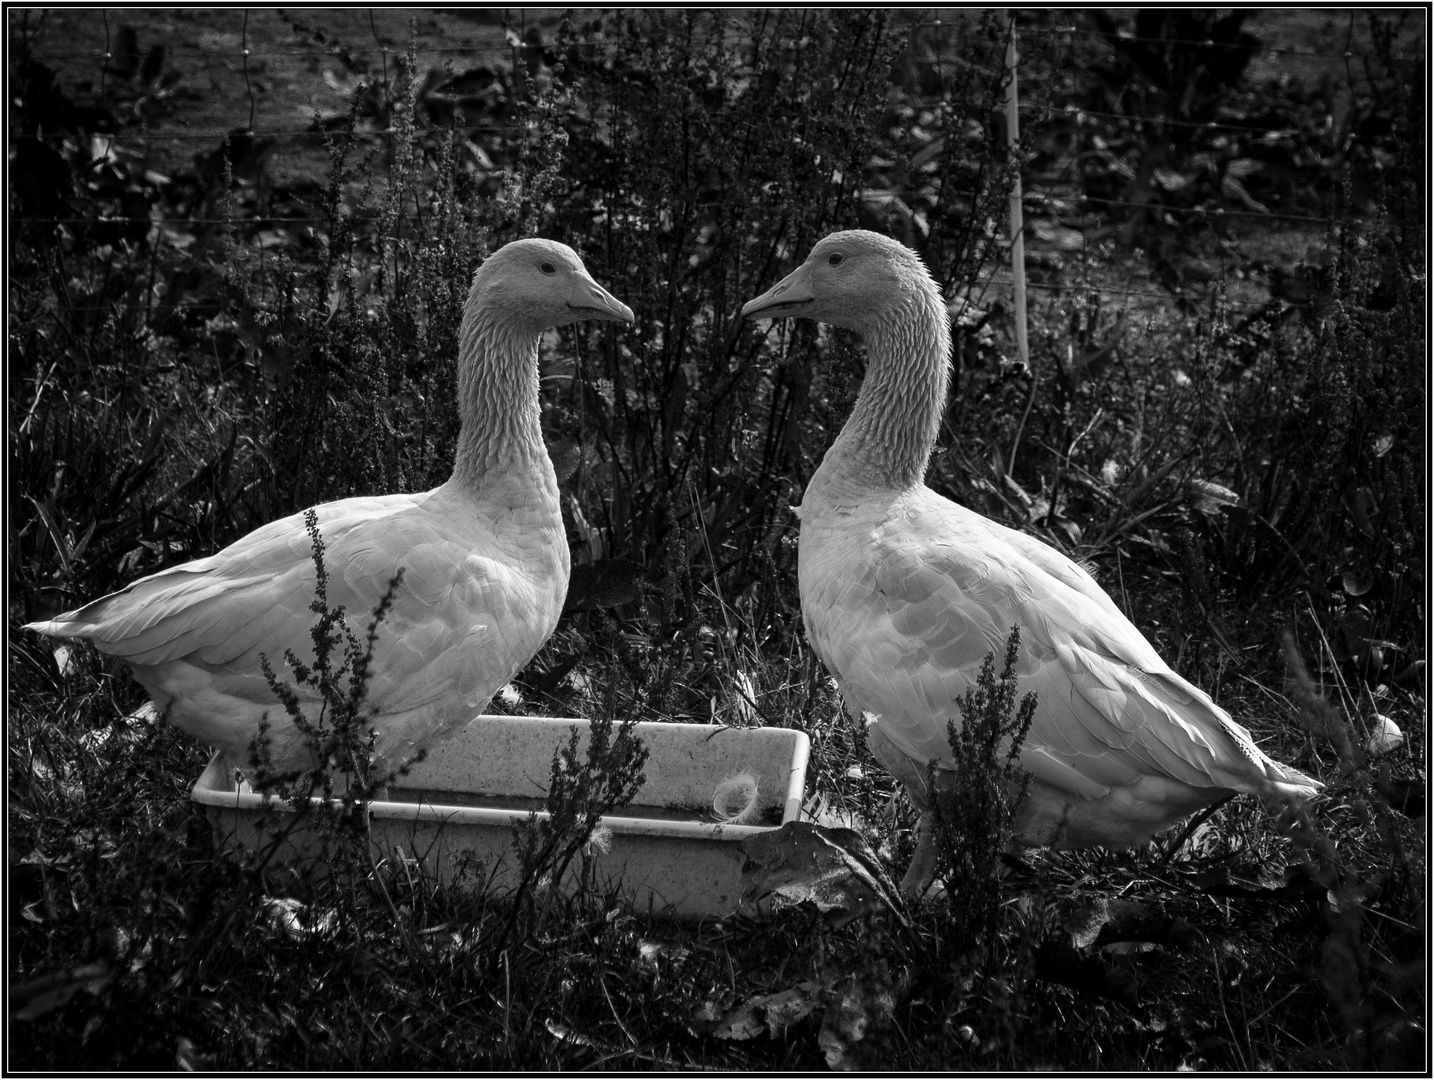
[8,7,1426,1072]
[10,582,1422,1069]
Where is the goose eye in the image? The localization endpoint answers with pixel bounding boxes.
[540,261,557,275]
[827,253,844,266]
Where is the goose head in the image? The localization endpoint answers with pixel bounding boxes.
[741,230,928,334]
[472,238,634,334]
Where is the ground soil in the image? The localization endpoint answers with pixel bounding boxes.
[12,8,566,184]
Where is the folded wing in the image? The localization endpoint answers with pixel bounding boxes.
[804,491,1317,810]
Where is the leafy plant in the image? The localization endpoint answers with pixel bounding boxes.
[247,509,403,795]
[932,625,1038,960]
[501,709,649,947]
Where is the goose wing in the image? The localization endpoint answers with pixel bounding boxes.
[28,492,561,712]
[804,491,1301,801]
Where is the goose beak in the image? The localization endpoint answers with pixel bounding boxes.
[741,261,814,321]
[568,274,635,324]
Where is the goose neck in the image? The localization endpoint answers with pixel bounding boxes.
[825,290,951,492]
[449,310,549,492]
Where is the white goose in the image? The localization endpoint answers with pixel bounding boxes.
[742,230,1320,894]
[26,239,633,781]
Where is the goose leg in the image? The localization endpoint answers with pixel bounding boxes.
[866,717,945,897]
[900,811,940,897]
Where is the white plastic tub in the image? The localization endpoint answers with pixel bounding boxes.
[191,715,810,920]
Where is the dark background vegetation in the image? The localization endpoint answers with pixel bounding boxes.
[7,8,1425,1070]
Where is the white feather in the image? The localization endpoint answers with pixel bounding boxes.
[712,770,760,824]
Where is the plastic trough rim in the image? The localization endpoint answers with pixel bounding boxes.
[190,718,812,842]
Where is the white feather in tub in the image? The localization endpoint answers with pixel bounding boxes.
[712,771,760,824]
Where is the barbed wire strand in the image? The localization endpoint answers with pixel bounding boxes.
[1025,103,1387,140]
[20,269,1314,321]
[1059,196,1335,227]
[30,40,602,65]
[1015,21,1424,64]
[18,104,1400,148]
[9,190,1341,232]
[23,124,528,143]
[26,29,1428,68]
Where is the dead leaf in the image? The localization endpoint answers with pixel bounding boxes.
[176,1035,210,1071]
[11,961,112,1021]
[1031,219,1086,251]
[637,939,690,969]
[1181,862,1324,901]
[738,821,910,930]
[1187,478,1240,515]
[1065,897,1201,951]
[1342,566,1375,597]
[1153,166,1192,192]
[1342,486,1378,538]
[723,983,822,1040]
[686,997,728,1037]
[818,972,900,1069]
[1221,163,1269,213]
[263,897,337,939]
[1367,715,1404,755]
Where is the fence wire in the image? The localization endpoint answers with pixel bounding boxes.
[22,13,1428,65]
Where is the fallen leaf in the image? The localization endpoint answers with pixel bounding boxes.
[1032,219,1086,251]
[738,821,909,929]
[11,961,112,1021]
[263,896,337,939]
[1181,863,1324,901]
[1367,715,1404,754]
[1187,478,1240,515]
[818,972,899,1069]
[1342,567,1375,597]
